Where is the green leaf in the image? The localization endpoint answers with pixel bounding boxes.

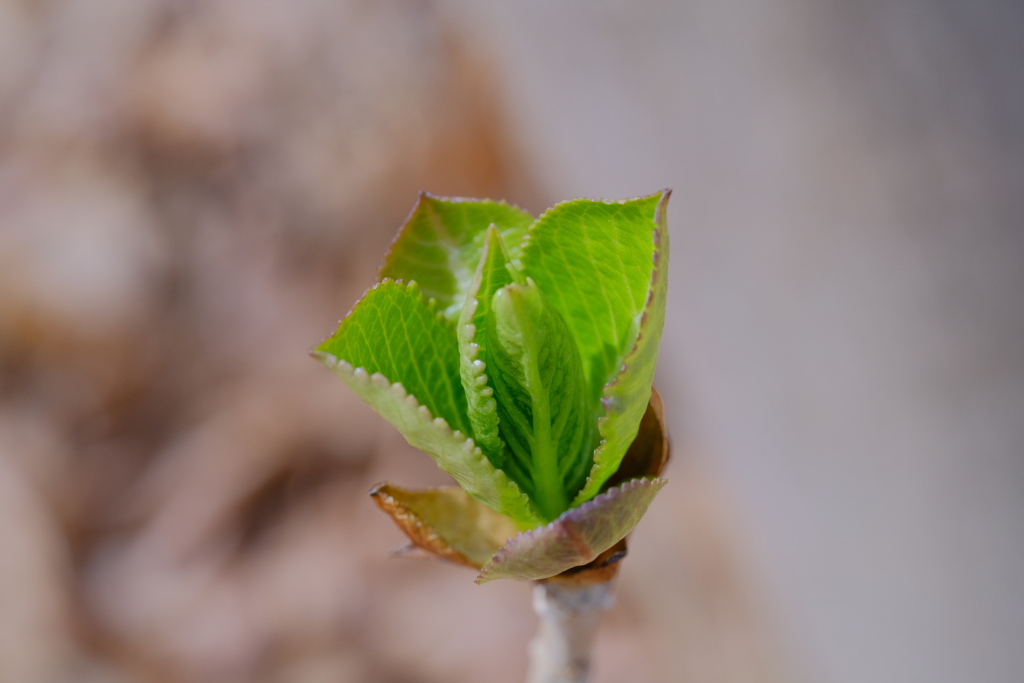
[520,191,671,505]
[315,279,470,435]
[485,280,595,521]
[457,226,523,466]
[314,280,544,528]
[476,477,668,583]
[379,193,533,320]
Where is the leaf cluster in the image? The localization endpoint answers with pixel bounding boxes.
[315,191,669,528]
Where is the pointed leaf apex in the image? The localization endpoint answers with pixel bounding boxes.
[310,349,337,366]
[378,195,533,316]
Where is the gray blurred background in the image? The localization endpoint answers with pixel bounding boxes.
[0,1,1021,682]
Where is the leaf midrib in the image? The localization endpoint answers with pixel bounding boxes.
[516,299,567,519]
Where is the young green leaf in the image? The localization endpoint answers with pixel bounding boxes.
[313,280,543,528]
[457,226,522,466]
[486,280,595,521]
[521,191,670,504]
[315,279,470,435]
[574,192,670,504]
[379,194,533,320]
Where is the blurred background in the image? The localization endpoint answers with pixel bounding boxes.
[0,0,1021,682]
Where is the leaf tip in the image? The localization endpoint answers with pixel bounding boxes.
[655,187,672,212]
[311,349,337,367]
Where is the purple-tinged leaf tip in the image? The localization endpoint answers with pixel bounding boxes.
[476,477,667,583]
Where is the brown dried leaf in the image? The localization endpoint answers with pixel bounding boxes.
[370,483,521,569]
[602,386,670,488]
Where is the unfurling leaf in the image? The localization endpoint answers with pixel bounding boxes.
[521,191,671,504]
[457,226,522,466]
[315,280,543,528]
[486,280,595,520]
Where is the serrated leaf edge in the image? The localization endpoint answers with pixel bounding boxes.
[458,298,500,436]
[369,483,481,569]
[517,189,667,255]
[313,278,450,355]
[312,348,543,529]
[571,189,671,506]
[476,476,668,583]
[377,192,534,283]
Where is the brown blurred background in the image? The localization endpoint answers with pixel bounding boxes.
[0,1,1021,682]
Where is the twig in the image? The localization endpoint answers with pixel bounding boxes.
[526,581,614,683]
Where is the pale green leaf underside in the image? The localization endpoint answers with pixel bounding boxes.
[521,191,670,505]
[486,281,594,521]
[571,192,670,505]
[379,194,533,319]
[457,226,518,465]
[315,280,470,435]
[313,354,543,529]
